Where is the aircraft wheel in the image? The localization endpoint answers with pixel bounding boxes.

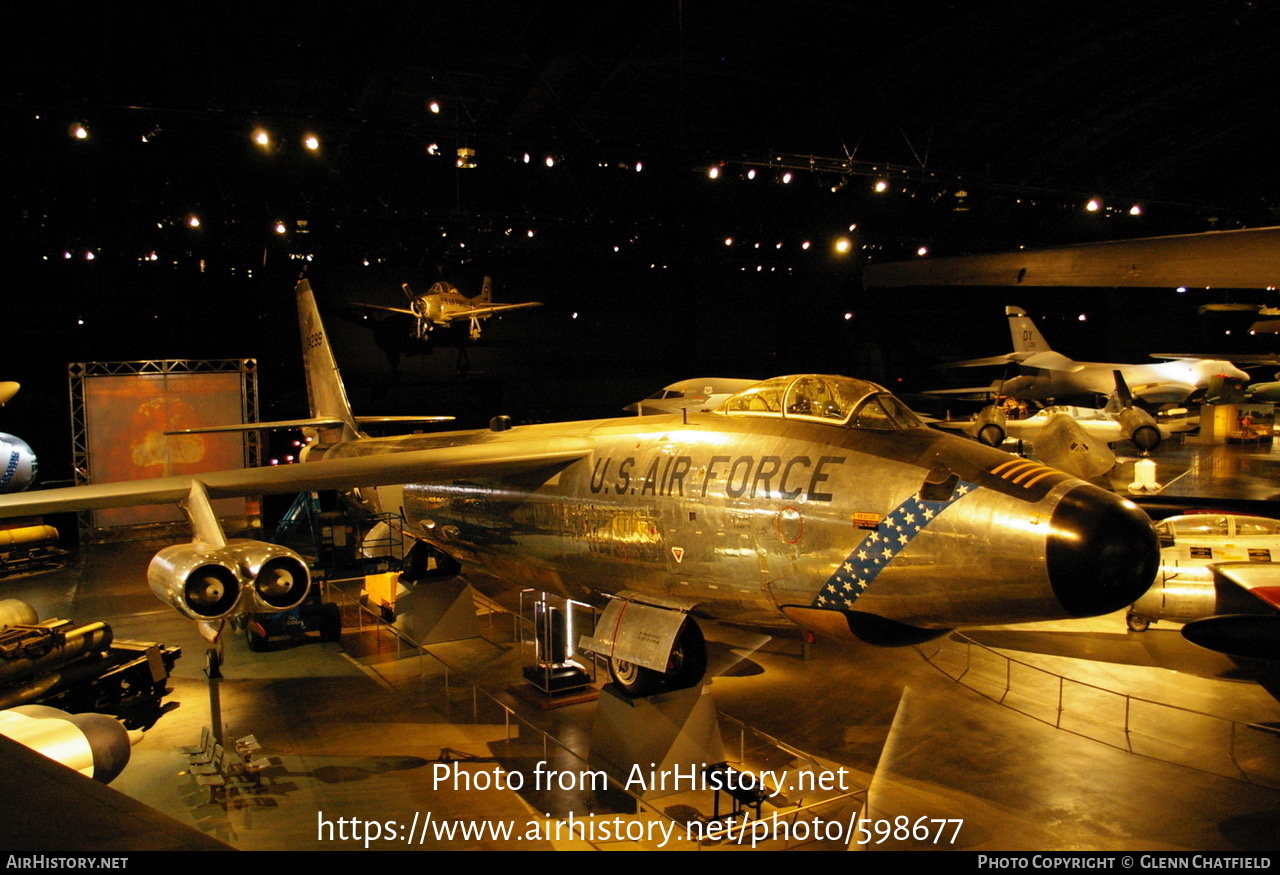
[607,619,707,698]
[608,658,663,697]
[1126,611,1151,632]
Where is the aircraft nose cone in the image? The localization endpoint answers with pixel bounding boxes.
[1046,485,1158,617]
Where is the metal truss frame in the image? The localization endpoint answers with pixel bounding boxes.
[68,359,259,543]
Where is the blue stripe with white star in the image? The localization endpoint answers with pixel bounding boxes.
[811,480,978,610]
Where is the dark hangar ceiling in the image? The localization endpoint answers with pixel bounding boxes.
[7,0,1280,260]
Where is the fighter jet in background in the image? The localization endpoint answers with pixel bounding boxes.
[354,277,542,341]
[1128,513,1280,660]
[936,307,1248,406]
[625,378,759,415]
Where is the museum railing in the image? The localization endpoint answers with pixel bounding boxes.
[324,577,868,849]
[916,632,1280,788]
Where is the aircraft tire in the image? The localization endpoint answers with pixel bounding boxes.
[608,619,707,698]
[1126,611,1151,632]
[608,658,663,697]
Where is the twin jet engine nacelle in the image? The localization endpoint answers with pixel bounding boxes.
[147,539,311,621]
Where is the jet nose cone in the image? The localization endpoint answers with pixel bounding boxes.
[1047,485,1158,617]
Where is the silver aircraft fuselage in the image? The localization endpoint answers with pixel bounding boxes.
[328,395,1157,636]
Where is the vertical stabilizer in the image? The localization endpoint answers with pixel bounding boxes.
[1006,306,1051,355]
[296,280,360,442]
[478,276,492,304]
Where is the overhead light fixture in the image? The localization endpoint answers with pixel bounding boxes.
[303,134,320,151]
[252,129,270,147]
[456,147,476,169]
[873,179,888,193]
[708,165,721,180]
[428,100,441,114]
[1085,198,1101,212]
[1129,204,1143,216]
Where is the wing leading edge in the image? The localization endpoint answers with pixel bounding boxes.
[0,436,593,518]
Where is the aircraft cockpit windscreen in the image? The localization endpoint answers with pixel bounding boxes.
[716,375,922,430]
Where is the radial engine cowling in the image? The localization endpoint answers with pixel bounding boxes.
[147,540,311,621]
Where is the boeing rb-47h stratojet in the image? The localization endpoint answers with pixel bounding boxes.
[0,281,1159,696]
[354,276,542,341]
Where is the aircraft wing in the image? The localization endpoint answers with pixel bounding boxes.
[0,436,594,519]
[166,416,454,435]
[448,301,543,320]
[1150,353,1280,365]
[351,302,418,318]
[865,226,1280,288]
[940,353,1027,368]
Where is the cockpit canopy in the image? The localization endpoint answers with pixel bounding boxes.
[714,374,923,430]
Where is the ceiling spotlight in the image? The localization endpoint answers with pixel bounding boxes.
[545,155,556,168]
[834,237,852,254]
[746,168,756,180]
[916,246,929,256]
[873,179,888,193]
[801,241,811,250]
[303,134,320,151]
[274,221,287,235]
[1129,204,1143,216]
[187,215,201,228]
[522,153,531,164]
[252,129,270,147]
[526,229,535,238]
[428,100,441,114]
[426,143,439,156]
[634,161,643,172]
[708,166,721,180]
[844,312,853,320]
[70,123,88,140]
[1078,313,1087,321]
[1085,198,1101,212]
[781,172,793,184]
[724,237,734,247]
